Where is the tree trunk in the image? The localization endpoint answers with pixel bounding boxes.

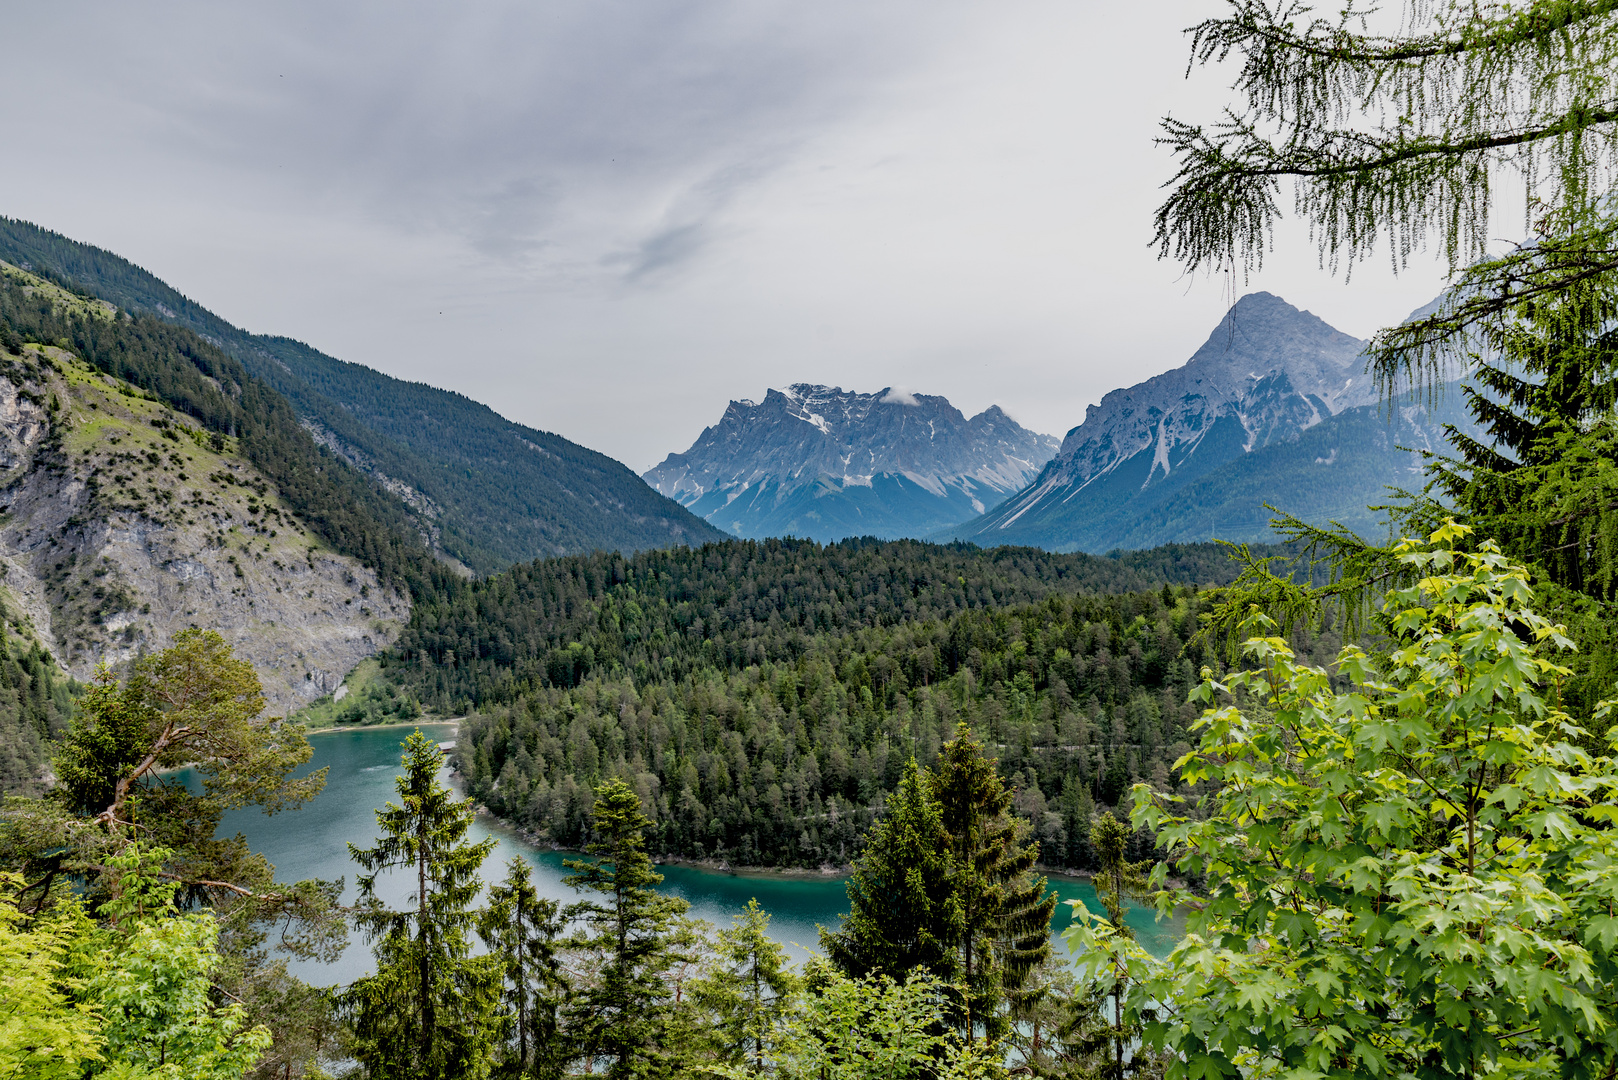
[420,830,433,1075]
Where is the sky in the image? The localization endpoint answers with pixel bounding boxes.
[3,1,1471,472]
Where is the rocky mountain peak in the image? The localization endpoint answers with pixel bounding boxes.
[644,384,1058,542]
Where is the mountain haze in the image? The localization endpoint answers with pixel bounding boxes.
[949,292,1461,550]
[645,384,1058,542]
[0,217,727,575]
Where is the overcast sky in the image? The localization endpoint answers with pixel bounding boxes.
[4,1,1467,471]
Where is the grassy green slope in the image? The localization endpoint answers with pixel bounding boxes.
[0,217,728,575]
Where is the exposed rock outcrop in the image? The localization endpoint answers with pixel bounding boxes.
[0,346,408,714]
[645,384,1058,542]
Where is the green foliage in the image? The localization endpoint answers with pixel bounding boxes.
[54,629,324,828]
[450,551,1280,867]
[690,898,799,1074]
[296,661,422,729]
[0,843,277,1080]
[562,778,692,1078]
[346,730,504,1080]
[821,758,957,983]
[1156,1,1618,282]
[1073,525,1618,1079]
[763,966,1005,1080]
[1427,262,1618,604]
[0,870,101,1078]
[4,634,347,1078]
[1156,0,1618,448]
[931,724,1055,1044]
[478,858,567,1080]
[87,846,274,1080]
[394,536,1258,714]
[0,612,76,796]
[1064,812,1155,1080]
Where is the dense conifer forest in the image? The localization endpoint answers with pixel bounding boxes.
[367,536,1334,869]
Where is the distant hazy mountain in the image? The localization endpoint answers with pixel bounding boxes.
[0,217,728,575]
[948,292,1465,551]
[645,384,1058,542]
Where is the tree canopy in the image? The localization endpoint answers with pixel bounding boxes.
[1074,524,1618,1079]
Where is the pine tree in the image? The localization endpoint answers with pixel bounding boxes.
[820,758,958,984]
[479,858,567,1079]
[562,778,689,1079]
[1069,811,1153,1080]
[1430,270,1618,603]
[346,731,503,1080]
[693,898,799,1074]
[929,724,1056,1045]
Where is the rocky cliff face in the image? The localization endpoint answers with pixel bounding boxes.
[645,384,1058,542]
[0,345,407,714]
[951,292,1446,551]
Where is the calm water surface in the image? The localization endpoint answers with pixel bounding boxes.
[203,724,1181,986]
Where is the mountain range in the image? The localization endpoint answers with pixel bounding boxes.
[0,218,727,576]
[946,292,1469,551]
[645,384,1058,542]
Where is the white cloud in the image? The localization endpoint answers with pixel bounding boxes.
[880,388,920,406]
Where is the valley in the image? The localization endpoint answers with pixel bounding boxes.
[5,3,1614,1077]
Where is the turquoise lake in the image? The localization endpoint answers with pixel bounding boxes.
[204,723,1182,985]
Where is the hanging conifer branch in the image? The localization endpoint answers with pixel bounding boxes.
[1157,0,1618,316]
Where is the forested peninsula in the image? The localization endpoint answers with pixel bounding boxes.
[378,538,1334,869]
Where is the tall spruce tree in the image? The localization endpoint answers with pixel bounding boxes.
[1071,812,1154,1080]
[929,724,1055,1045]
[693,898,800,1074]
[346,731,503,1080]
[562,778,689,1079]
[479,858,567,1080]
[820,758,958,984]
[1431,269,1618,600]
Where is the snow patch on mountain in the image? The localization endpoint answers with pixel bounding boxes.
[644,384,1058,542]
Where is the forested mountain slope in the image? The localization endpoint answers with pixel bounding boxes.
[645,384,1057,541]
[0,217,727,575]
[949,292,1465,550]
[0,262,430,792]
[366,535,1321,868]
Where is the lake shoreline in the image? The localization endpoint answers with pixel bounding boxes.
[473,807,1104,884]
[307,718,462,735]
[322,723,1108,888]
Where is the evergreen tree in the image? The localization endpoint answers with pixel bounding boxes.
[693,898,800,1074]
[821,758,958,984]
[346,731,503,1080]
[1071,812,1153,1080]
[929,724,1055,1045]
[479,858,567,1080]
[562,778,689,1079]
[1431,269,1618,601]
[1153,1,1618,716]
